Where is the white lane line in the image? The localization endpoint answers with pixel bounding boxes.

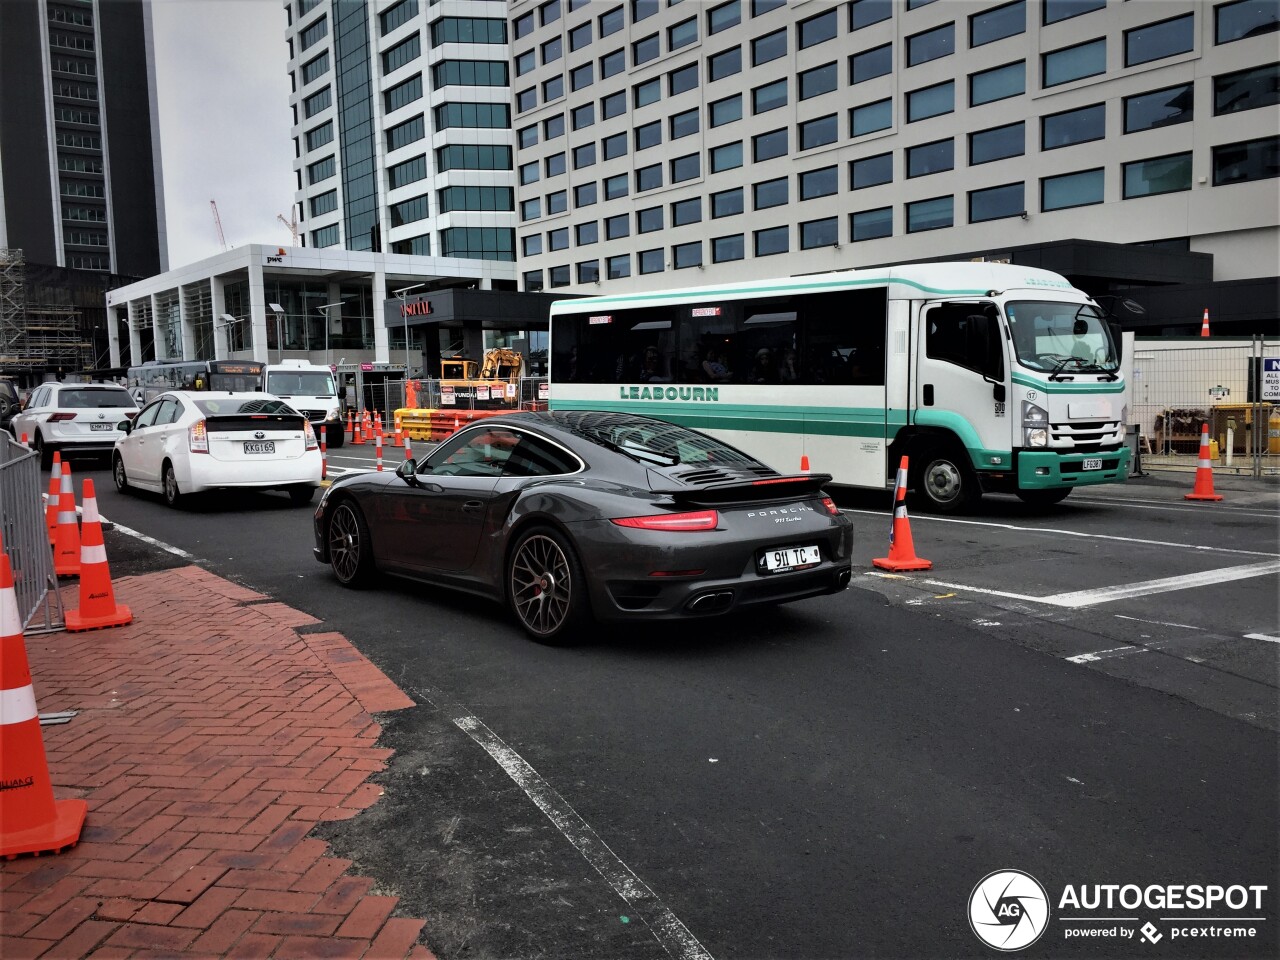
[101,518,194,559]
[866,560,1280,609]
[843,508,1280,558]
[1071,497,1278,518]
[1245,633,1280,644]
[1114,615,1202,630]
[408,693,713,960]
[1066,646,1148,664]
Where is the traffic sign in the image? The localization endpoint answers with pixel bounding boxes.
[1264,358,1280,401]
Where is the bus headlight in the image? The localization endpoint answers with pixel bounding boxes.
[1022,400,1049,448]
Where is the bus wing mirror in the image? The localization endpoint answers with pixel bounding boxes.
[992,383,1006,403]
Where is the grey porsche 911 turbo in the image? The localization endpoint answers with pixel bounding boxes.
[312,410,853,642]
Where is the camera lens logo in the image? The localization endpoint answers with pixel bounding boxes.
[969,869,1050,951]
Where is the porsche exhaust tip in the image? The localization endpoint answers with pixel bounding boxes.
[686,591,734,614]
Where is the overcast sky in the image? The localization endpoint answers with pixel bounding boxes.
[152,0,296,269]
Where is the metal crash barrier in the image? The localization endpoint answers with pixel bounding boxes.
[0,433,64,632]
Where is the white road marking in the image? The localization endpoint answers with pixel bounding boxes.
[1071,496,1278,519]
[1042,561,1280,608]
[1245,633,1280,644]
[402,685,712,960]
[1066,646,1147,664]
[101,518,194,559]
[1114,615,1202,630]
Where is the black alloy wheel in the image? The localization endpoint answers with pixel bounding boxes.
[328,500,373,587]
[507,527,589,643]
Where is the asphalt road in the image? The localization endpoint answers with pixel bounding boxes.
[64,452,1279,960]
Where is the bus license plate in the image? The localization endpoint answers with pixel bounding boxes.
[763,545,821,573]
[1082,458,1102,471]
[244,441,276,455]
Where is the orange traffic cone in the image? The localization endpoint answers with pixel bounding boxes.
[873,456,932,571]
[65,479,132,631]
[346,410,354,437]
[1184,423,1224,501]
[393,413,403,448]
[320,430,328,481]
[52,464,81,577]
[0,545,88,858]
[375,430,384,472]
[45,453,62,545]
[1200,308,1210,338]
[800,454,810,474]
[404,432,413,460]
[352,412,365,445]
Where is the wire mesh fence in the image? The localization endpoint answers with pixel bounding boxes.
[0,433,64,632]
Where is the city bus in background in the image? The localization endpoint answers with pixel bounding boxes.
[126,360,266,405]
[546,262,1130,512]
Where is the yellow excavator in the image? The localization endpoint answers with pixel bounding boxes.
[437,348,523,406]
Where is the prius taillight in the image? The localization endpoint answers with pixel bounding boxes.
[611,510,718,532]
[304,420,318,451]
[188,418,209,454]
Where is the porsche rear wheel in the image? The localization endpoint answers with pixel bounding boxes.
[328,499,373,587]
[508,527,589,644]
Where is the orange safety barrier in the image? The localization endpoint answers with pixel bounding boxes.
[65,479,132,631]
[0,540,88,858]
[52,464,81,578]
[872,456,933,571]
[45,453,62,545]
[1184,423,1224,502]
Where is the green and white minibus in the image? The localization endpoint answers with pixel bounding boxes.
[547,262,1130,510]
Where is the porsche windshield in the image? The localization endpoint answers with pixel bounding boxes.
[1004,301,1119,374]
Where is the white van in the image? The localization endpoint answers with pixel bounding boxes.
[262,360,345,447]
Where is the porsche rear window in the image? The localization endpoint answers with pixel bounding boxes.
[194,398,296,416]
[564,413,757,467]
[59,388,135,408]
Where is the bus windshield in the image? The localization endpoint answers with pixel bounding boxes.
[1004,301,1119,373]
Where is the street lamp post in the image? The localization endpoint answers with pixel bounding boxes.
[393,283,426,378]
[217,313,240,355]
[268,303,286,364]
[317,301,346,370]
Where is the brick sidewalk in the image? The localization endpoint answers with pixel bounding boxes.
[1,566,434,959]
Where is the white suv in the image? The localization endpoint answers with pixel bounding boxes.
[10,381,138,469]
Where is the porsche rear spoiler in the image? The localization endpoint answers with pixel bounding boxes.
[648,471,834,505]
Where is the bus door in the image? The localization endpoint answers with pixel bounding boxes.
[914,301,1010,465]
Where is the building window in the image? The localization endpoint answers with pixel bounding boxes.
[671,108,700,140]
[672,197,702,226]
[1123,153,1193,198]
[906,196,953,233]
[311,224,340,247]
[753,128,788,161]
[634,78,661,108]
[754,225,788,256]
[969,182,1024,222]
[601,90,627,119]
[669,63,698,96]
[521,197,541,221]
[1214,63,1280,115]
[710,94,743,127]
[1043,0,1104,25]
[436,102,510,130]
[573,143,596,169]
[851,98,892,136]
[907,138,953,178]
[637,163,663,191]
[545,115,565,139]
[380,0,418,35]
[543,75,564,101]
[851,0,892,31]
[635,120,662,150]
[800,217,838,249]
[753,79,787,114]
[639,248,664,274]
[851,43,891,84]
[1043,38,1105,88]
[522,235,543,257]
[752,28,787,66]
[436,144,512,170]
[1041,103,1104,149]
[799,8,837,48]
[548,227,569,251]
[571,63,594,92]
[1212,136,1279,186]
[1124,84,1193,134]
[753,176,788,209]
[517,88,537,112]
[600,48,626,79]
[752,0,786,16]
[542,35,563,64]
[570,21,593,51]
[851,152,893,190]
[388,154,428,189]
[575,182,598,207]
[604,173,628,199]
[383,33,421,74]
[907,22,954,66]
[305,121,333,151]
[600,5,624,37]
[634,33,660,65]
[437,186,514,213]
[385,74,423,112]
[577,260,600,284]
[303,86,331,119]
[1215,0,1279,43]
[572,103,595,130]
[514,11,534,38]
[851,207,891,241]
[800,166,838,200]
[709,0,741,35]
[800,62,838,100]
[605,214,629,239]
[710,140,744,171]
[671,153,700,182]
[390,234,431,256]
[302,51,329,85]
[310,190,338,217]
[549,266,570,289]
[969,122,1024,164]
[709,46,742,81]
[522,270,544,293]
[669,17,698,50]
[673,241,702,269]
[548,190,568,214]
[607,254,631,279]
[546,152,566,177]
[971,0,1024,47]
[799,114,838,150]
[906,81,954,122]
[390,193,430,226]
[386,114,425,151]
[602,132,627,159]
[969,60,1024,106]
[711,187,744,218]
[519,160,540,185]
[633,0,658,22]
[299,15,327,51]
[1042,168,1103,210]
[576,222,599,246]
[1125,13,1194,67]
[540,0,561,26]
[307,155,336,184]
[712,234,745,262]
[432,60,507,88]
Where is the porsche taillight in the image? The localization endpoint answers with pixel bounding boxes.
[188,418,209,454]
[820,497,840,516]
[611,509,718,532]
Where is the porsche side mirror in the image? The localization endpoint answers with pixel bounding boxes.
[395,458,419,485]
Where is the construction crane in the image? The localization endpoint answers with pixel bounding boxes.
[210,200,227,251]
[277,209,298,246]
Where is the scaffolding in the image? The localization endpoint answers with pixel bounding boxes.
[0,248,92,374]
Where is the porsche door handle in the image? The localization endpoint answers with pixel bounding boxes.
[462,500,485,513]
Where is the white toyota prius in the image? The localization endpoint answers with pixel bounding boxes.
[112,391,323,507]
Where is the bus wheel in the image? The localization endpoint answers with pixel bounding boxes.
[1017,487,1071,507]
[912,442,979,514]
